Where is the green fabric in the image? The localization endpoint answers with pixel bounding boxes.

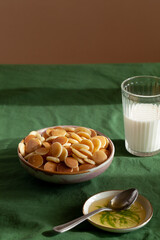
[0,63,160,240]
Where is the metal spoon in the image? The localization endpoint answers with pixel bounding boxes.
[53,188,138,233]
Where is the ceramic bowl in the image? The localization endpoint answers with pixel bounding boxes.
[83,190,153,233]
[18,125,115,184]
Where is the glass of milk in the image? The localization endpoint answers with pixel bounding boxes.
[121,76,160,156]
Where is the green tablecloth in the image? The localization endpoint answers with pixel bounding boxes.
[0,63,160,240]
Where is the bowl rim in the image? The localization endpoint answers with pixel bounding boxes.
[82,189,153,232]
[18,125,115,175]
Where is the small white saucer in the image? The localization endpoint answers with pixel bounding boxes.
[83,190,153,233]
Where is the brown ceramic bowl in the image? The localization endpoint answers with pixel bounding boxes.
[18,125,115,184]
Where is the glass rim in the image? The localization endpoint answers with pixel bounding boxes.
[121,75,160,98]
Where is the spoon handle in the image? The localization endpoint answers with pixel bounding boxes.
[53,207,111,233]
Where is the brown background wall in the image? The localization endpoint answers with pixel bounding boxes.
[0,0,160,64]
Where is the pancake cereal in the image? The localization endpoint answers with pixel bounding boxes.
[18,126,111,173]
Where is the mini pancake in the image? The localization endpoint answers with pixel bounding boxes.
[65,146,72,156]
[50,128,66,137]
[28,154,43,168]
[18,142,25,156]
[42,131,48,139]
[77,131,90,139]
[100,148,110,157]
[24,134,36,144]
[72,166,79,172]
[70,132,82,142]
[44,161,57,172]
[50,142,62,157]
[52,136,68,145]
[28,131,38,136]
[75,127,91,135]
[83,158,95,165]
[63,143,71,147]
[79,163,95,171]
[92,150,107,164]
[42,141,51,149]
[64,157,78,169]
[46,128,54,136]
[72,143,90,150]
[46,156,60,163]
[63,127,75,132]
[104,138,109,148]
[57,162,73,173]
[35,147,49,155]
[40,136,45,143]
[46,136,58,142]
[90,129,97,137]
[36,132,43,141]
[91,138,101,153]
[71,147,88,159]
[79,148,92,158]
[81,139,94,152]
[68,138,79,144]
[72,153,85,164]
[59,147,68,161]
[92,136,107,148]
[25,138,41,154]
[24,152,35,160]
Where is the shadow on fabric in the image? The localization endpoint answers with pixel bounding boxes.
[0,88,121,106]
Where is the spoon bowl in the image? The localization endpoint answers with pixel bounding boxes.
[108,188,138,210]
[53,188,138,233]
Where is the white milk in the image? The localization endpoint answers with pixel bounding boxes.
[124,104,160,153]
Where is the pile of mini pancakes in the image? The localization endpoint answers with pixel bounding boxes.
[18,126,110,173]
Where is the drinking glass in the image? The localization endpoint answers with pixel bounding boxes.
[121,76,160,156]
